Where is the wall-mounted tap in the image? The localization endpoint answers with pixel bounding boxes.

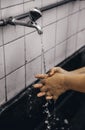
[9,8,43,35]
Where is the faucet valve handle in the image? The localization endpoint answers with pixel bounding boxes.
[29,8,42,22]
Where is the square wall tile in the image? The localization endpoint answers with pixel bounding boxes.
[6,66,25,100]
[24,0,31,2]
[42,0,57,7]
[80,1,85,9]
[55,41,66,66]
[56,17,68,44]
[78,9,85,31]
[66,35,76,57]
[0,11,3,46]
[3,25,24,44]
[57,4,69,20]
[26,31,42,62]
[0,47,5,79]
[68,1,79,15]
[5,37,25,75]
[1,0,23,8]
[43,23,56,51]
[43,8,57,27]
[2,4,24,44]
[0,28,3,46]
[68,13,79,37]
[44,48,55,72]
[77,30,85,50]
[0,78,5,106]
[26,56,41,86]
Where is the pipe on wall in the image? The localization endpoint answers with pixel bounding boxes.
[0,0,77,26]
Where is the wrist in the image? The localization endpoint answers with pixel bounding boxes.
[63,73,73,91]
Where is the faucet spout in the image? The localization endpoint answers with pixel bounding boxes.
[27,21,43,34]
[9,8,43,35]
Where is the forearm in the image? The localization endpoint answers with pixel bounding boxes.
[70,67,85,74]
[65,73,85,93]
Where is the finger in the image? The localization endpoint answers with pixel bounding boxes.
[46,96,53,100]
[40,86,48,92]
[46,91,52,96]
[33,83,43,88]
[35,74,48,79]
[37,92,46,97]
[48,67,58,76]
[53,95,59,100]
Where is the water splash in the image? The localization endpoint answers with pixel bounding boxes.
[26,86,34,118]
[43,101,52,130]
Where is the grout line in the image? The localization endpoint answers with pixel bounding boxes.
[2,29,7,102]
[0,0,32,10]
[65,2,71,59]
[23,0,27,89]
[75,0,81,50]
[54,4,58,66]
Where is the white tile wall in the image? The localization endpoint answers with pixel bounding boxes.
[0,47,5,79]
[43,23,56,51]
[0,28,3,46]
[78,9,85,31]
[42,0,57,27]
[25,31,42,62]
[1,0,23,8]
[44,48,55,72]
[6,66,25,100]
[5,37,25,74]
[0,11,3,46]
[43,8,57,27]
[56,17,68,44]
[42,0,57,7]
[80,1,85,10]
[2,4,24,44]
[55,41,66,65]
[68,12,79,37]
[68,1,80,15]
[0,1,85,105]
[0,78,5,105]
[57,4,69,20]
[24,0,31,3]
[66,35,76,57]
[26,56,41,86]
[77,30,85,50]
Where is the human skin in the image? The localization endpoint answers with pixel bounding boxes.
[33,67,85,100]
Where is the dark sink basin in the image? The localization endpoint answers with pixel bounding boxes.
[0,46,85,130]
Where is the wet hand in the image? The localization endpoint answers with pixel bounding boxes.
[47,67,68,76]
[33,73,68,100]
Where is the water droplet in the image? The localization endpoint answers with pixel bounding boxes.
[47,125,51,130]
[45,120,49,124]
[61,127,64,129]
[56,117,59,121]
[64,119,69,124]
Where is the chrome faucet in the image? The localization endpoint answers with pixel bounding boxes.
[9,8,43,34]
